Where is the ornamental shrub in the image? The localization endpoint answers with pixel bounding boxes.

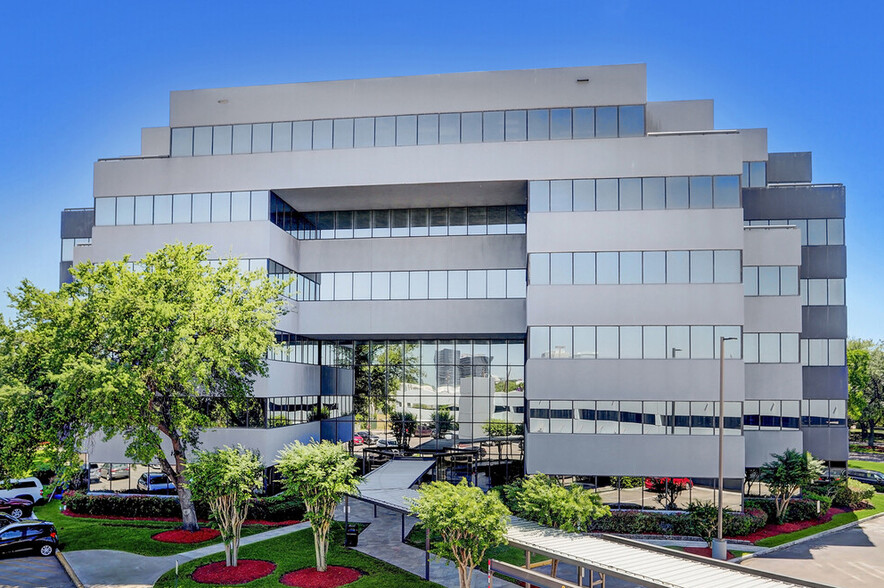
[587,507,766,538]
[745,496,828,523]
[831,479,876,508]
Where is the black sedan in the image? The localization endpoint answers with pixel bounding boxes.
[0,497,33,519]
[0,514,58,557]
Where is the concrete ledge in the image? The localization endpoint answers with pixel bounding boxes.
[56,550,85,588]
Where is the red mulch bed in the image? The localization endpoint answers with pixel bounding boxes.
[729,507,850,544]
[684,546,735,559]
[280,566,362,588]
[192,560,276,584]
[152,528,221,543]
[60,511,299,526]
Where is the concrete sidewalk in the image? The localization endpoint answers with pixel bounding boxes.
[336,498,519,588]
[63,522,310,588]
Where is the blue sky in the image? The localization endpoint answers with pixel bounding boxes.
[1,1,881,339]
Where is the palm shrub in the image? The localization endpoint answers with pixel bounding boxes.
[759,449,825,522]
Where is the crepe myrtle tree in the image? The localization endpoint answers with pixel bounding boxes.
[186,445,264,567]
[409,480,510,588]
[276,441,361,572]
[0,243,288,531]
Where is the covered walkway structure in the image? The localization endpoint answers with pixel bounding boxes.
[497,517,836,588]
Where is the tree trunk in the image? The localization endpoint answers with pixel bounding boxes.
[155,421,199,531]
[869,427,876,449]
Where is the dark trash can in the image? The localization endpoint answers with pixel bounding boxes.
[345,524,359,547]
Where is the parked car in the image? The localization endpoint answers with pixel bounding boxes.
[0,516,58,557]
[375,438,399,449]
[352,434,364,445]
[99,463,131,480]
[0,498,33,519]
[87,463,101,483]
[414,425,433,437]
[847,469,884,490]
[355,431,379,445]
[0,478,44,504]
[137,473,176,494]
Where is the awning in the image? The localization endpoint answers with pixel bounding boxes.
[355,457,436,513]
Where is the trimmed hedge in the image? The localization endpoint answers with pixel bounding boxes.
[833,479,876,508]
[62,491,305,521]
[588,507,766,538]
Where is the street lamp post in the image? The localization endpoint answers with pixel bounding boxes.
[713,336,738,561]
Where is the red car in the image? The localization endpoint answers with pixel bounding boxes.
[0,497,33,519]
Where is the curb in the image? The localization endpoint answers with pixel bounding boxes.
[56,550,85,588]
[731,510,884,563]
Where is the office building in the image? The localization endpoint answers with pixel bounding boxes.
[60,64,847,503]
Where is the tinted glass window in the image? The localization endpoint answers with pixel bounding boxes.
[461,112,482,143]
[154,194,172,224]
[333,119,354,149]
[417,114,439,145]
[758,266,779,295]
[292,121,312,150]
[116,196,134,225]
[95,197,115,226]
[252,123,272,153]
[549,108,572,139]
[505,110,527,141]
[689,176,713,208]
[396,115,417,146]
[271,122,292,151]
[828,219,844,245]
[171,127,193,156]
[666,251,689,283]
[596,252,618,284]
[213,125,232,155]
[134,196,152,225]
[193,126,212,156]
[313,120,333,150]
[643,251,666,284]
[211,192,230,222]
[714,176,740,207]
[354,118,374,148]
[597,327,619,358]
[528,109,549,140]
[690,250,713,283]
[529,181,550,212]
[573,252,595,284]
[596,179,618,211]
[232,124,251,154]
[595,107,618,138]
[573,107,594,138]
[643,326,666,358]
[713,250,741,283]
[619,178,641,210]
[375,117,395,147]
[643,177,665,210]
[619,252,642,284]
[172,194,191,223]
[483,111,504,142]
[618,105,644,137]
[529,254,549,285]
[439,113,460,144]
[666,177,689,209]
[549,180,571,211]
[550,253,572,285]
[573,179,595,211]
[573,327,596,359]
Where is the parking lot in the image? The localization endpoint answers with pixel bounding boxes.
[0,554,74,588]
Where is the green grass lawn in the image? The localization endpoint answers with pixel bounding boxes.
[34,500,275,556]
[848,460,884,474]
[754,492,884,548]
[154,525,444,587]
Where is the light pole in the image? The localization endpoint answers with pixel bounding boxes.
[713,336,737,560]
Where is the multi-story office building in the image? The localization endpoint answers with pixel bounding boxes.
[60,64,847,503]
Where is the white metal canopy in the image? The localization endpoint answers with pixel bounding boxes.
[355,457,436,513]
[505,517,835,588]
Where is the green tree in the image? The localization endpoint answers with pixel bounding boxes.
[409,480,510,588]
[645,477,692,510]
[276,441,361,572]
[848,339,884,447]
[0,243,287,530]
[759,449,825,522]
[687,500,731,547]
[186,445,263,567]
[503,474,609,532]
[390,411,417,447]
[430,408,457,437]
[353,343,420,423]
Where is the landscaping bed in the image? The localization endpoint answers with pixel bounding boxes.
[192,560,276,584]
[153,525,442,587]
[61,511,299,526]
[153,528,221,544]
[280,566,361,587]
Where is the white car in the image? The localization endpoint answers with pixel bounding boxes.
[0,478,44,504]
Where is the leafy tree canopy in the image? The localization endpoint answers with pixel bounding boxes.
[759,449,825,522]
[186,444,263,567]
[409,480,510,588]
[847,339,884,446]
[0,243,287,529]
[276,441,360,572]
[503,473,609,532]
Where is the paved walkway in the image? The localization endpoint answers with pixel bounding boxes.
[741,514,884,587]
[63,522,310,588]
[337,498,519,587]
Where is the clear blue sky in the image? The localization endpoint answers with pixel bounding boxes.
[1,1,881,339]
